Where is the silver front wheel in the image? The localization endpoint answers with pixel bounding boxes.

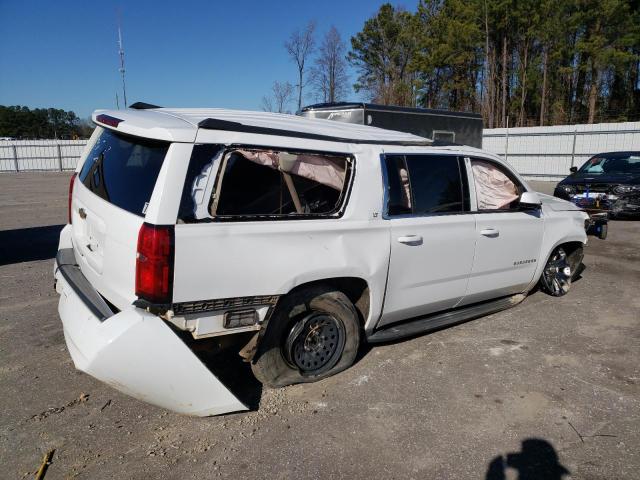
[540,247,572,296]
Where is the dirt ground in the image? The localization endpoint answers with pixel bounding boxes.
[1,173,638,479]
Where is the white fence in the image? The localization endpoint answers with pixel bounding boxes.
[483,121,640,181]
[2,121,639,178]
[0,140,87,172]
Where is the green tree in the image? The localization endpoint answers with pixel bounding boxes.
[347,0,640,126]
[0,105,86,139]
[574,0,639,123]
[348,3,418,106]
[413,0,484,112]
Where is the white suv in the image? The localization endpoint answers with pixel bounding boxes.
[55,105,590,416]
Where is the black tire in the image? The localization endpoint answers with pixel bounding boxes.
[539,246,581,297]
[598,222,608,240]
[251,285,361,388]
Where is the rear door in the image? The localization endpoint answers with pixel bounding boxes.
[462,157,544,304]
[379,154,476,327]
[71,127,170,309]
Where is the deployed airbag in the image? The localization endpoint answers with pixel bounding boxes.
[471,160,519,209]
[233,149,346,191]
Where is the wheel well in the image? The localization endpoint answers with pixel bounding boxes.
[558,241,584,257]
[543,241,583,265]
[287,277,370,326]
[538,241,584,278]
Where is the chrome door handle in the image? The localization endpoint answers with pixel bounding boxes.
[480,228,499,237]
[397,235,423,245]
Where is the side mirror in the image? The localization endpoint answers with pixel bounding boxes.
[570,166,578,173]
[519,191,542,210]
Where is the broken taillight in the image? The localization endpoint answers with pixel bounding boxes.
[135,223,174,304]
[68,173,77,224]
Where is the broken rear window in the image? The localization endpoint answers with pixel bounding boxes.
[178,146,352,222]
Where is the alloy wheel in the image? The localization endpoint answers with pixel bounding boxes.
[542,248,572,296]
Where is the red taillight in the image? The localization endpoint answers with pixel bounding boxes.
[68,173,77,224]
[135,223,174,304]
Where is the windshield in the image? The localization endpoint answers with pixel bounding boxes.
[578,153,640,174]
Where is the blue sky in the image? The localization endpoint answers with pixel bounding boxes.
[0,0,408,119]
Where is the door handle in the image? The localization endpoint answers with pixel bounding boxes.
[480,228,499,237]
[397,235,423,245]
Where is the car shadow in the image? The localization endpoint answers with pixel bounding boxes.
[177,331,264,411]
[0,224,64,266]
[485,438,570,480]
[365,262,589,351]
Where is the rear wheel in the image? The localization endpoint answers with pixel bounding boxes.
[251,285,360,388]
[539,247,574,296]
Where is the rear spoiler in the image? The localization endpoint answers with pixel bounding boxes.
[129,102,162,110]
[197,118,434,146]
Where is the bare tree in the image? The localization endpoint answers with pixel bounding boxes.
[260,95,274,113]
[285,21,316,111]
[261,81,294,113]
[311,26,350,103]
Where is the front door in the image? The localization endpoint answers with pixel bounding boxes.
[462,157,544,305]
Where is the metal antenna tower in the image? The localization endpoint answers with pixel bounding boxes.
[117,21,128,108]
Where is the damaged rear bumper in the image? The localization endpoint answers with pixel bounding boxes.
[54,248,247,416]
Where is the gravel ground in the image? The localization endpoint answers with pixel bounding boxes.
[0,173,638,479]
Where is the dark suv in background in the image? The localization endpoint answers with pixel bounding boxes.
[554,151,640,217]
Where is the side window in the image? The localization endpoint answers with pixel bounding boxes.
[384,154,466,216]
[384,155,412,216]
[215,151,295,216]
[470,158,523,211]
[178,147,352,221]
[406,155,464,214]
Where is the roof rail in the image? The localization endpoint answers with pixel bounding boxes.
[197,118,432,146]
[129,102,162,110]
[431,140,464,147]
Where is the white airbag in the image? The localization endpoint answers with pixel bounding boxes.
[234,149,346,191]
[471,160,519,209]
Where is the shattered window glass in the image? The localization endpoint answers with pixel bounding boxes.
[216,152,295,216]
[212,149,350,219]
